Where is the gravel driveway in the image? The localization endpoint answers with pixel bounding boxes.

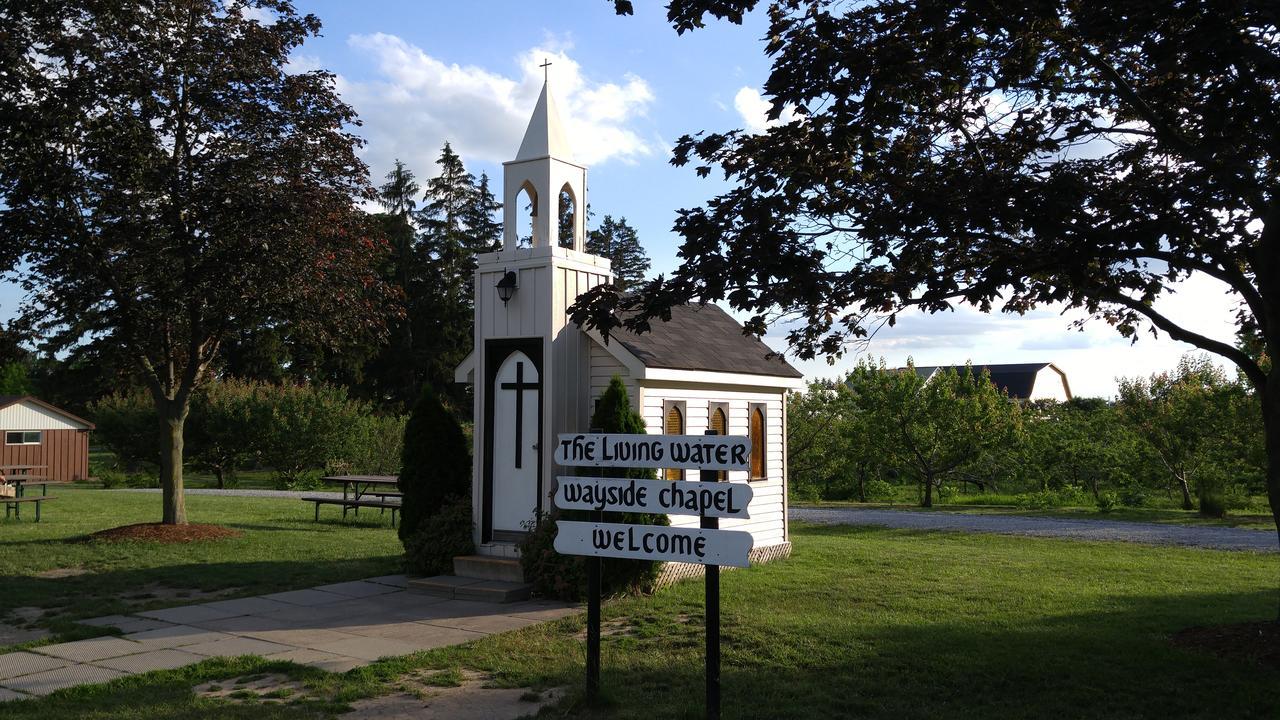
[790,506,1279,552]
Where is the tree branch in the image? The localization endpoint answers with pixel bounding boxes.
[1104,291,1267,389]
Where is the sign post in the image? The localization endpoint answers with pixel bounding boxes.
[586,515,601,698]
[585,428,602,701]
[554,429,751,720]
[701,440,721,720]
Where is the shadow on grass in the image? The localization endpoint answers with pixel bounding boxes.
[567,585,1280,720]
[0,556,404,622]
[0,656,352,720]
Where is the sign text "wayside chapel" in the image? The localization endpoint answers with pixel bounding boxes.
[554,433,751,470]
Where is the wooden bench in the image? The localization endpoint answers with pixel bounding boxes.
[4,496,56,522]
[302,497,400,528]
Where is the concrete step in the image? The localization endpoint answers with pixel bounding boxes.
[407,575,476,599]
[455,579,531,603]
[407,576,532,604]
[453,555,525,583]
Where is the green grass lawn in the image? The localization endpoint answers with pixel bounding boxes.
[0,487,402,643]
[800,500,1279,531]
[3,512,1278,719]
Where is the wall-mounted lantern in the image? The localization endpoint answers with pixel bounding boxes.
[496,270,518,306]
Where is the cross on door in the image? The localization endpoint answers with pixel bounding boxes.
[500,361,539,468]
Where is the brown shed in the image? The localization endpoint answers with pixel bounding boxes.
[0,395,94,482]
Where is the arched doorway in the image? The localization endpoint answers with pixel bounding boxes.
[483,340,542,541]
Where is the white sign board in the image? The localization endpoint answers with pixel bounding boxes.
[554,521,753,568]
[555,433,751,470]
[554,476,753,518]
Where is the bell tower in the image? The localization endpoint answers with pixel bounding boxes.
[502,79,587,251]
[462,75,612,552]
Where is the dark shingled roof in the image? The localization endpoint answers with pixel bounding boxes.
[612,304,803,379]
[912,363,1055,400]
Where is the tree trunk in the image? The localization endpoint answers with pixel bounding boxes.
[857,467,867,503]
[1177,474,1194,511]
[214,466,225,490]
[158,403,188,525]
[922,474,934,507]
[1264,384,1280,552]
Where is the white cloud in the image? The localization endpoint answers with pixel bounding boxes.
[286,53,321,75]
[760,271,1244,399]
[237,4,274,24]
[338,34,655,183]
[733,86,797,134]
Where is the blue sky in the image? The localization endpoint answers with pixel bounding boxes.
[0,1,1245,397]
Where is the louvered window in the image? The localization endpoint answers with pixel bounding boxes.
[664,403,684,481]
[710,406,728,481]
[749,407,766,480]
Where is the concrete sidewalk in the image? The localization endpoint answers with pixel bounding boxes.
[0,575,577,701]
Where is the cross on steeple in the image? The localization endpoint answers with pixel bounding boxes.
[539,58,552,82]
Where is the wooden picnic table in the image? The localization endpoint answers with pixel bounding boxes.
[1,466,59,522]
[302,475,402,527]
[0,464,47,473]
[322,474,400,501]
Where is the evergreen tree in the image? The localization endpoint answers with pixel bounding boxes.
[374,159,421,405]
[469,174,503,245]
[587,216,650,292]
[398,384,471,542]
[588,376,667,592]
[412,144,502,405]
[521,374,667,600]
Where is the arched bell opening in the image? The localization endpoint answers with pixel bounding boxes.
[557,183,577,249]
[515,181,538,248]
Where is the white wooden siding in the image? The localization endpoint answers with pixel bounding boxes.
[469,245,613,547]
[0,401,89,431]
[1030,366,1071,402]
[587,340,634,411]
[638,384,787,548]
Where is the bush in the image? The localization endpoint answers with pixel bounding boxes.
[255,383,366,489]
[1119,485,1149,508]
[862,478,895,502]
[124,472,159,489]
[1198,492,1227,518]
[97,468,126,489]
[349,414,407,475]
[398,385,471,543]
[89,389,159,470]
[520,512,586,601]
[1096,491,1119,513]
[403,495,475,576]
[187,379,258,489]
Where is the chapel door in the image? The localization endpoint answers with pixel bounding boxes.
[488,348,541,540]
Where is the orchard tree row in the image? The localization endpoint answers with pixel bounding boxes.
[90,379,405,491]
[789,355,1265,516]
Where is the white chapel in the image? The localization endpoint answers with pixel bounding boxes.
[453,77,803,580]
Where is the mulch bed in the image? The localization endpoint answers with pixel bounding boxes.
[1171,621,1280,670]
[87,523,243,544]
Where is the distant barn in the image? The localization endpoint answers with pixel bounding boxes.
[0,396,94,481]
[910,363,1073,402]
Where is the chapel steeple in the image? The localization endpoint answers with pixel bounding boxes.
[502,75,586,252]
